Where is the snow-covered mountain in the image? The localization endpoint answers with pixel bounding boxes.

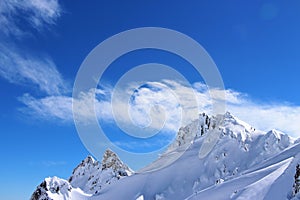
[31,112,300,200]
[31,149,132,200]
[68,149,133,195]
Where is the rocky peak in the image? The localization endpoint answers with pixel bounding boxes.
[66,150,133,195]
[84,155,96,164]
[101,148,133,176]
[31,177,73,200]
[168,112,258,152]
[68,155,100,183]
[31,180,51,200]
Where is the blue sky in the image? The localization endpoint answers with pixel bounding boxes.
[1,0,300,199]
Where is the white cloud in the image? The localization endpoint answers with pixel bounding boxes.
[109,81,183,132]
[19,88,113,124]
[20,80,300,138]
[19,93,73,122]
[0,44,68,95]
[229,102,300,138]
[0,0,61,37]
[0,0,65,95]
[0,0,66,95]
[1,0,297,140]
[73,88,114,124]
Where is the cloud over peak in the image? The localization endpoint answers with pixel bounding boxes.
[18,80,300,138]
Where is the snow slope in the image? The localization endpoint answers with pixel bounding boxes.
[31,112,300,200]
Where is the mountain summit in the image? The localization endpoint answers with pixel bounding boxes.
[31,112,300,200]
[101,148,133,176]
[31,149,132,200]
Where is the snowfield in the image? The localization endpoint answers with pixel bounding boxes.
[31,112,300,200]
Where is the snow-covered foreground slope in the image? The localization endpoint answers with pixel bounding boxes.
[32,112,300,200]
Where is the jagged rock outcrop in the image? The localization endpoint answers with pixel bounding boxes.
[101,148,133,176]
[31,177,73,200]
[168,113,210,150]
[293,164,300,197]
[31,150,133,199]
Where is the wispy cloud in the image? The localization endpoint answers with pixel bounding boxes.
[0,44,68,95]
[19,80,300,138]
[0,0,61,37]
[0,0,65,95]
[19,88,113,124]
[1,1,298,139]
[19,93,73,121]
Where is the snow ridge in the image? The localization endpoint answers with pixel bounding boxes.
[31,112,300,200]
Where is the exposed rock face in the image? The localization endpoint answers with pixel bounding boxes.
[31,150,133,199]
[293,164,300,196]
[31,180,51,200]
[101,148,133,176]
[169,113,211,150]
[31,177,73,200]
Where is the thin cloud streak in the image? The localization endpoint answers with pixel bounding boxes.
[0,44,68,95]
[19,93,73,122]
[0,0,65,95]
[0,0,61,37]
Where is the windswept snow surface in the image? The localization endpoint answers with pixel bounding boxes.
[32,112,300,200]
